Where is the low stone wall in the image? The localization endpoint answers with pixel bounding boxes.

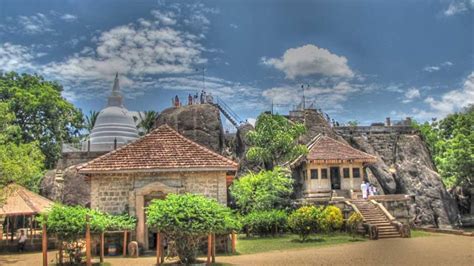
[369,195,415,225]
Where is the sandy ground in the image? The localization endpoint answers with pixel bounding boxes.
[0,234,472,266]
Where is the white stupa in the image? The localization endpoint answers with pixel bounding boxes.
[87,73,139,151]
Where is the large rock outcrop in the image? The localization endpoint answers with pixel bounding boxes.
[336,126,459,228]
[155,104,225,153]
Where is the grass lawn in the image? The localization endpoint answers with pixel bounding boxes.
[234,233,364,255]
[411,230,434,238]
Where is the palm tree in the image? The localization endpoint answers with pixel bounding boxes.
[137,110,158,135]
[85,110,99,133]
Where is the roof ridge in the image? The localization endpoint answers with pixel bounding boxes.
[318,135,376,158]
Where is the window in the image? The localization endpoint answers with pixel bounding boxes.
[343,168,350,178]
[321,168,328,179]
[310,169,318,179]
[352,168,361,178]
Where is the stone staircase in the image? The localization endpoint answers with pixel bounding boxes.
[351,200,401,239]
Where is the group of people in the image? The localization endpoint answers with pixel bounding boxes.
[360,180,378,199]
[173,90,214,107]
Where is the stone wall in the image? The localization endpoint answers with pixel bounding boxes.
[369,195,415,225]
[90,170,228,215]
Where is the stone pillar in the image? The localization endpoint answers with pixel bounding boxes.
[0,215,5,240]
[385,117,391,127]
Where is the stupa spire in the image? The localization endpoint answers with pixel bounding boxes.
[107,73,124,107]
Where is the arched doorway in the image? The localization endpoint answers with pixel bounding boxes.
[133,181,182,250]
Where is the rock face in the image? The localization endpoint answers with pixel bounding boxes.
[155,104,224,153]
[287,109,342,143]
[336,126,459,228]
[40,165,90,206]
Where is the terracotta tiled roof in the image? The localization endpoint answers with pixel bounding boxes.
[78,125,238,173]
[306,135,377,163]
[0,184,54,216]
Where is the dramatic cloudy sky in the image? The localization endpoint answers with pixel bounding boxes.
[0,0,473,128]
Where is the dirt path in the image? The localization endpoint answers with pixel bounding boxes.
[1,234,472,265]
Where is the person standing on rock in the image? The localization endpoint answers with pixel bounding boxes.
[188,94,193,105]
[175,95,180,107]
[361,181,368,199]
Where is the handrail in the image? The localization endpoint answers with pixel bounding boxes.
[344,200,366,223]
[370,199,395,221]
[214,96,244,127]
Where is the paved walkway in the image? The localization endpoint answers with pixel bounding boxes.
[0,234,472,265]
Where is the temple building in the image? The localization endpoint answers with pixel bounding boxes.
[85,73,139,152]
[78,125,238,250]
[291,135,377,201]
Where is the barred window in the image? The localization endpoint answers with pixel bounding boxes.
[343,168,350,178]
[352,168,361,178]
[321,168,328,179]
[310,169,318,179]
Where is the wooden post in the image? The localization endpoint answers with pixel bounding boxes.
[5,216,9,241]
[100,232,104,263]
[207,233,212,265]
[42,221,47,266]
[59,241,63,265]
[211,233,216,263]
[85,215,92,266]
[123,230,127,257]
[231,231,236,254]
[156,232,161,265]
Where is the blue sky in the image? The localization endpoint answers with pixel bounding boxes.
[0,0,473,128]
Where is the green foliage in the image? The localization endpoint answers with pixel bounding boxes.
[85,110,99,133]
[230,167,294,214]
[0,101,44,194]
[146,193,237,263]
[246,113,307,170]
[0,72,84,168]
[320,206,344,233]
[0,142,45,192]
[347,120,359,127]
[136,110,158,135]
[39,204,136,264]
[346,212,363,237]
[240,210,288,236]
[413,105,473,188]
[287,206,323,242]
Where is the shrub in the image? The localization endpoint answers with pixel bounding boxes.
[347,212,364,238]
[38,204,136,264]
[146,193,237,264]
[287,206,323,242]
[241,210,287,236]
[320,206,344,233]
[230,167,293,214]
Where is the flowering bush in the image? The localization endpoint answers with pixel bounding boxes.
[347,212,364,237]
[287,206,323,242]
[241,210,287,236]
[320,206,344,233]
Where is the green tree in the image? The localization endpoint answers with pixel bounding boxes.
[146,193,237,263]
[413,105,473,188]
[246,113,307,170]
[0,102,44,194]
[347,120,359,127]
[0,72,84,168]
[85,110,99,133]
[230,167,294,214]
[137,110,158,135]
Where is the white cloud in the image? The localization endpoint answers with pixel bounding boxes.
[60,14,78,22]
[0,43,36,71]
[403,88,421,103]
[423,72,474,117]
[444,0,473,16]
[262,81,360,113]
[151,10,177,25]
[229,23,239,29]
[261,44,354,79]
[423,61,454,72]
[17,13,53,34]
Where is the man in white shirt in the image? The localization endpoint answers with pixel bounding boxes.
[18,230,27,252]
[361,181,368,199]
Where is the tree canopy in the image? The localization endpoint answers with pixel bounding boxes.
[136,110,158,135]
[0,72,84,168]
[413,105,473,188]
[230,167,294,214]
[0,102,44,193]
[246,113,307,170]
